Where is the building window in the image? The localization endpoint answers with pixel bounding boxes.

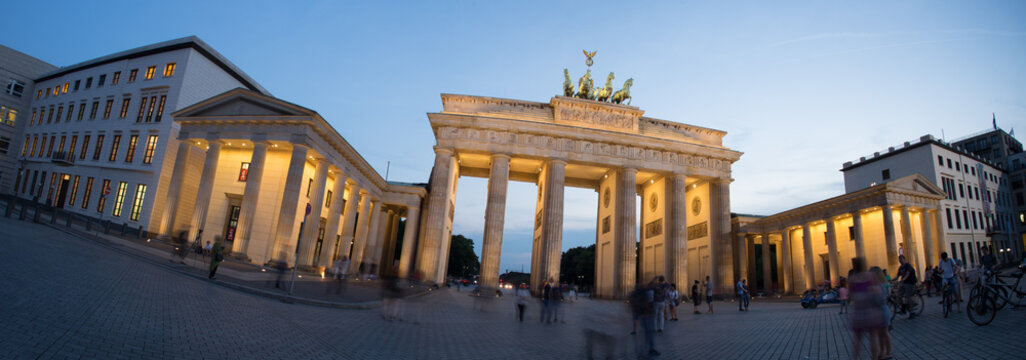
[97,179,110,213]
[0,106,16,126]
[962,210,969,230]
[37,135,45,158]
[29,136,37,157]
[5,79,25,97]
[136,97,147,122]
[97,74,106,87]
[46,136,55,157]
[947,159,952,168]
[971,211,977,229]
[93,135,104,160]
[69,175,80,206]
[119,97,131,118]
[971,167,976,176]
[53,87,59,96]
[55,106,63,123]
[306,178,313,197]
[47,105,53,123]
[112,181,128,217]
[238,162,250,181]
[958,184,964,198]
[89,101,99,120]
[82,177,94,209]
[73,80,80,91]
[129,184,147,221]
[145,96,156,121]
[66,104,74,122]
[142,135,157,164]
[21,136,28,156]
[80,135,90,159]
[881,169,890,181]
[974,187,980,200]
[112,72,120,85]
[144,66,156,80]
[102,99,114,119]
[954,208,961,229]
[163,63,176,77]
[0,137,9,154]
[61,82,68,94]
[124,135,138,163]
[38,108,45,125]
[128,69,138,82]
[85,77,92,89]
[108,135,121,161]
[30,109,36,125]
[36,89,41,99]
[57,136,66,154]
[68,136,77,157]
[77,102,85,121]
[154,95,166,122]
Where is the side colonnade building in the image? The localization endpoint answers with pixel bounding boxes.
[734,174,945,295]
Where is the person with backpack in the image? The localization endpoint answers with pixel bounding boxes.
[207,236,224,280]
[691,280,702,314]
[737,278,750,311]
[651,276,669,332]
[628,283,659,356]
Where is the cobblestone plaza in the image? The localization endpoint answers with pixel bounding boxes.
[1,215,1022,359]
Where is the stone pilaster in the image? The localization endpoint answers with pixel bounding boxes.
[713,178,733,295]
[883,205,899,273]
[480,154,510,288]
[780,228,793,295]
[317,172,348,268]
[417,148,456,283]
[664,174,688,291]
[270,144,309,263]
[901,206,922,280]
[298,158,330,267]
[159,140,191,236]
[397,206,420,278]
[736,233,748,283]
[825,218,840,287]
[613,167,637,298]
[853,211,866,261]
[921,210,935,268]
[934,209,947,260]
[540,159,566,289]
[187,140,221,244]
[802,223,816,291]
[382,209,402,276]
[232,141,269,258]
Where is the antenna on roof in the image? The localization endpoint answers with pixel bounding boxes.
[993,113,997,129]
[385,161,390,182]
[941,129,945,142]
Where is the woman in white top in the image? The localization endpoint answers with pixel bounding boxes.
[667,283,680,321]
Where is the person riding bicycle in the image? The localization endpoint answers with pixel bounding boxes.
[979,246,997,272]
[937,252,960,308]
[895,255,918,318]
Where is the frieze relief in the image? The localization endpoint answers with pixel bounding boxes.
[436,126,733,172]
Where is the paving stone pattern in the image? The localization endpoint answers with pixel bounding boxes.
[1,216,1023,359]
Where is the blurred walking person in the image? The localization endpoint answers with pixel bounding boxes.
[691,280,703,314]
[704,275,714,314]
[331,256,350,294]
[207,237,224,279]
[629,284,659,357]
[737,278,750,311]
[651,276,668,332]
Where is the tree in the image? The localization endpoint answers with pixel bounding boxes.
[560,244,595,287]
[446,234,480,278]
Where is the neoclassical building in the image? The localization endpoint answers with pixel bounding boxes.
[419,95,742,297]
[734,174,945,295]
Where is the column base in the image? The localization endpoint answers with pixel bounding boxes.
[228,252,251,262]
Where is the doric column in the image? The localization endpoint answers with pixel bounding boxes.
[710,178,733,294]
[882,205,899,273]
[613,167,637,298]
[232,140,269,257]
[921,210,935,268]
[362,206,387,272]
[187,140,221,244]
[338,184,361,259]
[382,209,402,276]
[297,158,330,267]
[665,174,688,290]
[540,159,566,289]
[270,144,309,263]
[934,209,947,260]
[348,196,374,274]
[802,223,816,291]
[900,206,922,280]
[417,148,457,283]
[780,228,793,295]
[853,210,867,261]
[825,218,840,287]
[397,205,421,278]
[761,233,772,293]
[159,140,191,236]
[736,233,748,282]
[480,154,510,288]
[317,172,348,268]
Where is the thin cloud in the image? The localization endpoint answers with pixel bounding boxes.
[764,32,880,48]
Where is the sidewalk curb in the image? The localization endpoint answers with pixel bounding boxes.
[39,221,397,310]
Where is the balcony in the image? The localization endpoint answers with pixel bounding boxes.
[50,151,75,166]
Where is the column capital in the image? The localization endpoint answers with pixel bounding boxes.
[250,140,271,150]
[434,147,455,156]
[548,158,568,166]
[491,153,512,161]
[620,167,638,174]
[672,173,688,181]
[717,177,732,185]
[204,132,221,141]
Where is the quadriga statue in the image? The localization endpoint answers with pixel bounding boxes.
[563,69,575,97]
[611,78,633,105]
[596,72,615,102]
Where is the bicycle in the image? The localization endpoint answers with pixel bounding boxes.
[940,280,956,318]
[967,267,1026,326]
[888,281,924,320]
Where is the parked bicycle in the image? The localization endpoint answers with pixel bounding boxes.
[887,280,924,320]
[967,266,1026,326]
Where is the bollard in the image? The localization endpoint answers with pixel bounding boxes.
[85,217,92,231]
[18,203,27,221]
[33,206,41,223]
[66,212,73,227]
[120,222,127,236]
[5,200,12,218]
[138,226,144,239]
[51,209,58,224]
[104,220,111,234]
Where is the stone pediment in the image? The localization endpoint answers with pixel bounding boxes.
[885,173,945,197]
[173,88,316,119]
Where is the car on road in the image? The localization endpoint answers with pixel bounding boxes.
[801,289,840,309]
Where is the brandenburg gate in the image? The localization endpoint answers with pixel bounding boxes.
[416,94,743,298]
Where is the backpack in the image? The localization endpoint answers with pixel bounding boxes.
[629,289,648,314]
[653,284,667,302]
[214,252,224,262]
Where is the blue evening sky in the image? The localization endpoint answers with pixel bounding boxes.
[6,1,1024,274]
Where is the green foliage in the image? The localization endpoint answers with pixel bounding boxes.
[560,244,595,286]
[446,234,480,278]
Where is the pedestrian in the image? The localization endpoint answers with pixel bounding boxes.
[629,284,659,356]
[923,266,934,296]
[207,237,224,279]
[737,278,750,311]
[870,266,893,359]
[273,257,288,289]
[569,284,577,303]
[704,275,714,314]
[204,241,212,256]
[691,280,702,314]
[838,277,849,315]
[895,255,918,319]
[850,258,886,360]
[667,283,679,321]
[550,281,565,323]
[651,276,668,332]
[541,279,552,323]
[516,292,527,322]
[332,256,350,294]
